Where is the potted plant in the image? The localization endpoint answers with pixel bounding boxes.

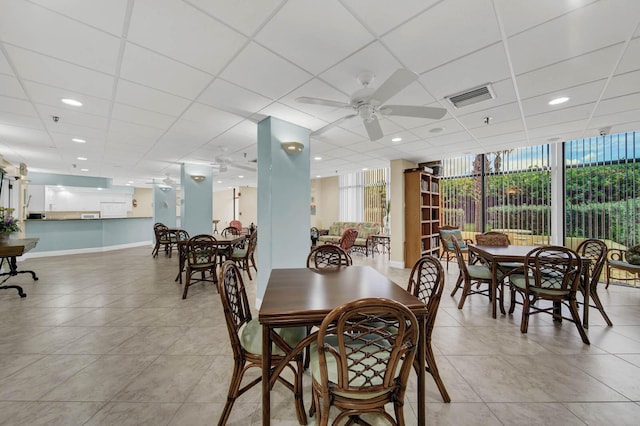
[0,207,21,243]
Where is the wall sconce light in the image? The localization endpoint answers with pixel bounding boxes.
[159,186,172,192]
[281,141,304,153]
[191,174,206,182]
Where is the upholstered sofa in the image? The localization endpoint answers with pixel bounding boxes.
[318,221,381,253]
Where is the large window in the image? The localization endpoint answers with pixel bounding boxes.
[565,131,640,248]
[339,168,390,228]
[440,146,552,245]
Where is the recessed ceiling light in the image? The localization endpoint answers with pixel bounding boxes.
[217,180,223,184]
[238,175,244,178]
[128,181,134,184]
[125,183,131,186]
[80,168,89,172]
[362,168,368,171]
[72,138,86,143]
[61,98,83,107]
[429,127,445,133]
[97,188,103,191]
[391,137,402,142]
[77,157,87,161]
[548,97,569,105]
[314,156,322,160]
[316,175,321,178]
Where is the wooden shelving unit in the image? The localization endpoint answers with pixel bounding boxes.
[404,169,440,268]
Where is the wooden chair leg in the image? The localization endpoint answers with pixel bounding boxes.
[457,279,471,309]
[590,288,613,326]
[520,297,531,334]
[182,270,191,299]
[425,339,451,403]
[568,298,590,344]
[605,265,611,289]
[293,356,307,425]
[450,273,463,297]
[218,359,245,426]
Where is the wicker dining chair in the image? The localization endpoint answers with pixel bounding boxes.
[576,239,612,326]
[182,234,218,299]
[507,246,589,344]
[407,255,450,403]
[306,244,352,270]
[230,231,257,280]
[450,238,500,311]
[217,261,307,426]
[151,222,177,258]
[309,297,418,426]
[221,226,241,237]
[439,226,473,270]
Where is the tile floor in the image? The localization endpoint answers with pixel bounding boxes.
[1,247,640,425]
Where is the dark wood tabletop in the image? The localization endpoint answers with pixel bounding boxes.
[258,266,428,425]
[468,244,591,326]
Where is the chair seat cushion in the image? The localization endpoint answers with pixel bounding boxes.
[510,274,570,296]
[441,229,467,249]
[232,248,247,258]
[626,245,640,265]
[467,264,493,280]
[239,319,306,356]
[609,259,640,271]
[309,338,391,400]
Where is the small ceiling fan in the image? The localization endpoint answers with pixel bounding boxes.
[296,69,447,141]
[145,173,178,187]
[210,150,256,173]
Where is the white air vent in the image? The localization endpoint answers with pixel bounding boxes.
[446,84,495,109]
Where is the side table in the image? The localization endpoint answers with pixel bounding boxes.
[368,234,390,259]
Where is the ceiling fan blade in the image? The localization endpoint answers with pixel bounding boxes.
[381,105,447,119]
[371,69,419,105]
[231,163,256,172]
[296,96,351,109]
[311,114,358,136]
[363,117,383,141]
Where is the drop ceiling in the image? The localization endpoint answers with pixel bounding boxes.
[0,0,639,188]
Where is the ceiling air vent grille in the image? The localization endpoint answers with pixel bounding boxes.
[446,84,495,109]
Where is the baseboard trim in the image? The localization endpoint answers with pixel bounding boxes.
[22,241,153,259]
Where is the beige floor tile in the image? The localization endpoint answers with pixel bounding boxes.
[1,246,639,425]
[564,401,640,426]
[113,355,214,402]
[41,354,157,401]
[84,402,181,426]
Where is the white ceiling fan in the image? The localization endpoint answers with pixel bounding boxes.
[297,69,447,141]
[145,173,178,188]
[210,150,256,173]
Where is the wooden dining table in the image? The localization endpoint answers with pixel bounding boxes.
[174,234,245,283]
[259,266,429,426]
[468,244,591,327]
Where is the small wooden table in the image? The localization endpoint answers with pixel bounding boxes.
[468,244,591,327]
[0,238,39,298]
[175,234,245,283]
[259,266,428,425]
[367,234,390,259]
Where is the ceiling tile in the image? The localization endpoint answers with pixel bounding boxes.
[115,80,191,116]
[616,37,640,74]
[198,79,272,117]
[258,102,326,131]
[495,0,596,37]
[23,80,111,118]
[255,0,373,74]
[508,0,640,74]
[382,0,500,73]
[343,0,440,35]
[221,42,311,100]
[0,0,121,72]
[521,80,604,117]
[515,46,621,99]
[422,43,511,101]
[29,0,129,36]
[112,103,176,130]
[5,45,115,100]
[185,0,284,36]
[0,74,28,99]
[120,43,213,99]
[605,70,640,99]
[128,0,247,75]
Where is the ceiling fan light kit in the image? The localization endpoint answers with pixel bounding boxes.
[297,68,447,142]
